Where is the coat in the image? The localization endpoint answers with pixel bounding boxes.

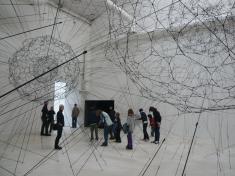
[72,107,80,118]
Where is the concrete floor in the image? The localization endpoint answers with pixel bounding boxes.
[0,124,234,176]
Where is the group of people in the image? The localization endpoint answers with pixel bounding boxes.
[40,101,79,150]
[139,107,162,144]
[88,106,162,150]
[41,101,162,151]
[40,101,55,136]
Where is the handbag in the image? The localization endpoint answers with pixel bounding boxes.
[53,123,58,130]
[122,123,129,134]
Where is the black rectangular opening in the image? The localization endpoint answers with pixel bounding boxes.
[84,100,114,127]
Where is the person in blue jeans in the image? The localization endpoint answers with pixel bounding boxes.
[138,108,149,141]
[97,110,113,146]
[149,106,162,144]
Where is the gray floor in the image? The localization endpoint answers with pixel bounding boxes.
[0,125,234,176]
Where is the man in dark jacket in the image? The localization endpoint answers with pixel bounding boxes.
[41,101,50,136]
[139,108,149,141]
[88,107,99,141]
[54,104,65,150]
[47,106,55,134]
[149,106,162,144]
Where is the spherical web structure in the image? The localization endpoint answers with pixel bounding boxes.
[0,1,235,176]
[104,0,235,112]
[8,35,80,102]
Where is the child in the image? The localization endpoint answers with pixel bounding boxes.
[148,114,155,137]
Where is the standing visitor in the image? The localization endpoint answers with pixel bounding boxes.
[47,106,55,134]
[138,108,149,141]
[54,105,65,150]
[149,106,162,144]
[126,108,135,149]
[41,101,49,136]
[108,106,115,139]
[148,114,155,137]
[71,104,80,128]
[114,112,122,143]
[97,110,113,146]
[88,107,99,141]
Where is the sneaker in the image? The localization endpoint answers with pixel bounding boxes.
[54,146,62,150]
[126,146,133,150]
[101,143,108,146]
[154,141,159,144]
[90,138,94,141]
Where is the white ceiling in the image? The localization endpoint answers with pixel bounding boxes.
[50,0,108,22]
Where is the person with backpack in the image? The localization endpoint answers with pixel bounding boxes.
[149,106,162,144]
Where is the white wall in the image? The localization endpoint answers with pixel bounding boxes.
[81,2,235,175]
[0,2,90,133]
[0,0,234,175]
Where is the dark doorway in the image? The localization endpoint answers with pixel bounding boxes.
[84,100,114,127]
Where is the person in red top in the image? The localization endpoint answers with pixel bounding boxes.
[148,114,155,137]
[149,106,162,144]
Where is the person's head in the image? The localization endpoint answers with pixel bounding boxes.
[116,112,120,121]
[147,114,152,118]
[128,108,134,116]
[59,104,64,111]
[50,106,54,110]
[96,109,102,117]
[139,108,143,113]
[116,112,120,118]
[44,101,48,105]
[74,104,77,107]
[149,106,155,112]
